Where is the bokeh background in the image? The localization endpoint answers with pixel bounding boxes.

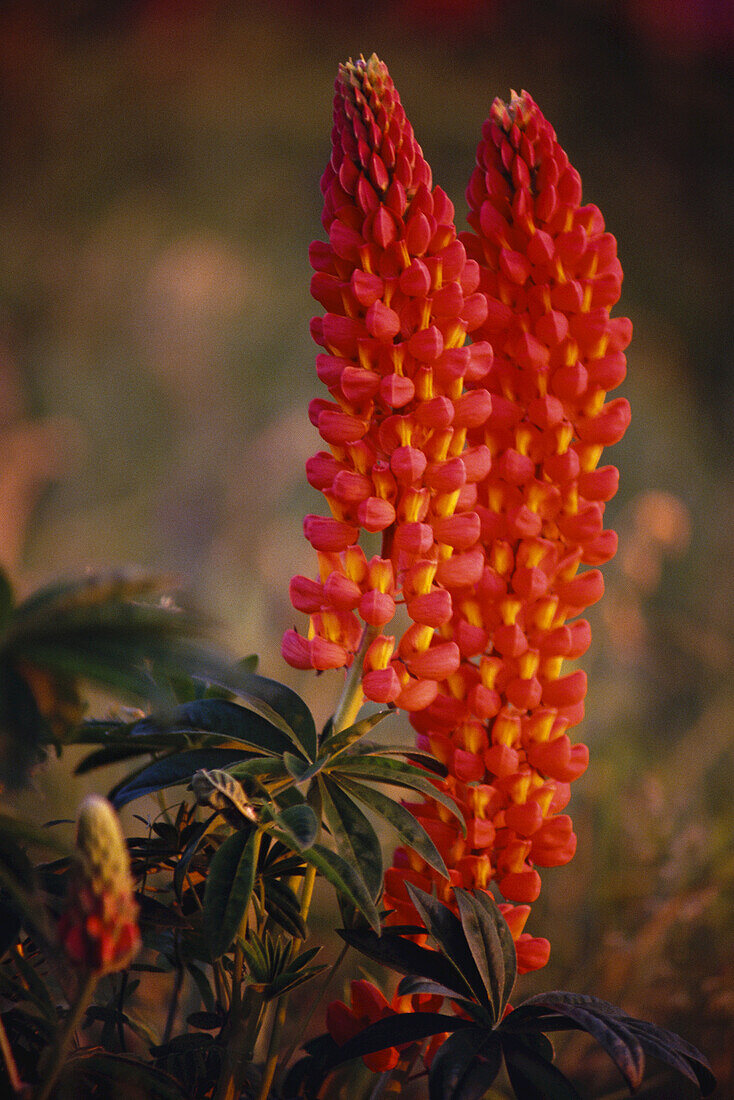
[0,0,732,1095]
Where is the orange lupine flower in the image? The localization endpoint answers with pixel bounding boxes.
[58,795,140,976]
[282,54,493,708]
[383,90,630,975]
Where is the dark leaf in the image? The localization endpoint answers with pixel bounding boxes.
[337,776,448,879]
[406,884,489,1007]
[624,1017,716,1095]
[319,776,383,899]
[204,828,261,959]
[187,1011,222,1030]
[225,671,317,762]
[0,659,49,789]
[173,819,212,902]
[429,1027,503,1100]
[0,567,14,631]
[62,1050,189,1098]
[471,887,517,1013]
[110,748,246,808]
[454,888,507,1023]
[327,1012,470,1069]
[513,993,645,1092]
[503,1037,582,1100]
[338,927,475,999]
[132,698,295,757]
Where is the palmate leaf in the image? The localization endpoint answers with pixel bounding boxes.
[453,888,517,1024]
[221,670,317,762]
[325,1012,472,1070]
[335,775,448,879]
[406,883,490,1010]
[509,992,716,1096]
[203,827,261,959]
[337,926,477,1000]
[331,753,465,831]
[429,1027,503,1100]
[318,775,383,900]
[110,748,248,809]
[508,993,645,1092]
[502,1038,582,1100]
[267,803,319,850]
[317,710,392,759]
[130,698,298,758]
[61,1050,189,1099]
[0,569,241,787]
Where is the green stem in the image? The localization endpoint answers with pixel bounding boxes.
[36,970,97,1100]
[331,624,377,735]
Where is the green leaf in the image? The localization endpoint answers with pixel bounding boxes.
[173,819,214,902]
[454,889,508,1023]
[262,877,307,939]
[406,883,488,1008]
[503,1038,582,1100]
[318,710,392,759]
[63,1050,189,1098]
[283,752,322,781]
[110,748,247,808]
[226,671,317,762]
[333,754,465,830]
[319,776,383,900]
[299,843,380,932]
[336,776,448,880]
[203,828,261,959]
[269,804,319,850]
[429,1027,503,1100]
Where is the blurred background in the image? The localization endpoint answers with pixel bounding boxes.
[0,0,732,1095]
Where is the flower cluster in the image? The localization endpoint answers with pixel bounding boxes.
[383,89,630,973]
[282,53,495,711]
[285,58,630,976]
[58,795,140,976]
[326,979,447,1072]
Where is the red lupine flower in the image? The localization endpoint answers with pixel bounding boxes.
[283,53,494,708]
[383,89,630,975]
[58,795,140,976]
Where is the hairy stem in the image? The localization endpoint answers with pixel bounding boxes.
[331,624,378,735]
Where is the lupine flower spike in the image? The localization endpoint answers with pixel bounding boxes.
[58,794,141,975]
[283,53,494,712]
[383,89,630,973]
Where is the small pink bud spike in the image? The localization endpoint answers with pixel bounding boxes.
[58,795,140,976]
